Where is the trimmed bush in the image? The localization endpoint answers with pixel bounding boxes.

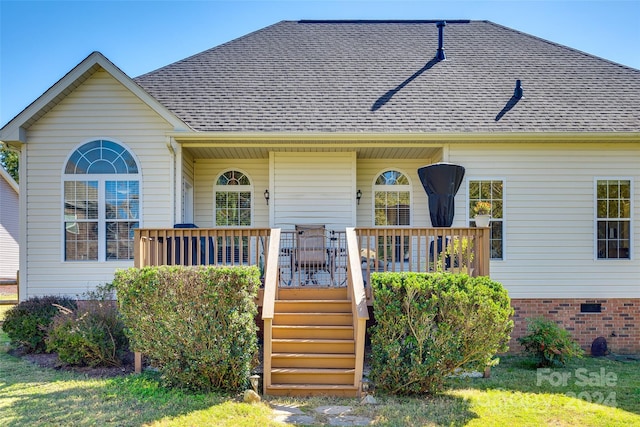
[113,265,260,392]
[517,317,584,367]
[370,272,513,395]
[2,296,77,353]
[46,284,129,367]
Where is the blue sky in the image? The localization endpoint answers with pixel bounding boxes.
[1,0,639,126]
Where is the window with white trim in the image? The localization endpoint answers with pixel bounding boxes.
[374,170,411,226]
[468,179,503,259]
[596,179,631,259]
[63,140,140,261]
[214,170,252,226]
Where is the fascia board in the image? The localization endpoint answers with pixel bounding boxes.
[169,131,640,145]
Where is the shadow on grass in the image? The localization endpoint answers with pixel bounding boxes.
[0,352,237,427]
[446,355,640,416]
[1,348,480,427]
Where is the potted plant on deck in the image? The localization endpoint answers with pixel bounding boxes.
[472,201,492,227]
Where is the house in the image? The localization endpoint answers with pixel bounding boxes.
[1,20,639,392]
[0,166,19,282]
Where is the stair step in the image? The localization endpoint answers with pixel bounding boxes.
[274,312,353,326]
[272,325,354,339]
[265,286,359,397]
[272,352,356,368]
[265,384,359,397]
[272,338,354,354]
[277,288,348,300]
[271,368,355,385]
[275,300,352,313]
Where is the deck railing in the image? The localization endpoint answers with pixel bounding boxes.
[345,228,369,395]
[134,226,490,282]
[260,228,281,394]
[134,228,272,272]
[355,227,491,285]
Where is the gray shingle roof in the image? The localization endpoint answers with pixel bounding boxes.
[134,20,640,133]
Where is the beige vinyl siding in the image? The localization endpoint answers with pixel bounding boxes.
[23,69,174,297]
[0,175,19,279]
[193,158,269,228]
[356,158,436,227]
[272,152,355,231]
[450,143,640,299]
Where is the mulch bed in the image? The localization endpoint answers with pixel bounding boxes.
[8,347,137,378]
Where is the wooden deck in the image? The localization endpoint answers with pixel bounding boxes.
[134,226,489,396]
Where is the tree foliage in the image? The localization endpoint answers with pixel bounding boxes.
[0,143,19,183]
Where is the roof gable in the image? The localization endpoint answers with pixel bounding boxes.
[0,52,190,143]
[135,20,640,134]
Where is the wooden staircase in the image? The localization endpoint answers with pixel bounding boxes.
[265,287,360,397]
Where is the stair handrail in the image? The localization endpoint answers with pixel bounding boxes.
[261,228,281,394]
[345,227,369,396]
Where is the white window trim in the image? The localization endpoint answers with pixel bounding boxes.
[371,168,413,227]
[182,178,194,224]
[593,177,633,261]
[213,168,254,227]
[467,177,506,261]
[61,139,142,262]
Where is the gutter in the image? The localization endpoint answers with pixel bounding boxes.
[167,132,640,145]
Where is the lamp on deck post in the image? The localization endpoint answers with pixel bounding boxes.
[264,189,270,205]
[356,189,362,205]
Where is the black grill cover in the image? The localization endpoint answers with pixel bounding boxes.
[417,163,465,227]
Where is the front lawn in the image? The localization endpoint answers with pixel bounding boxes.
[0,287,17,321]
[1,331,639,426]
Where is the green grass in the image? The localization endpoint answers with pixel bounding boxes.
[443,355,640,427]
[0,304,15,321]
[0,290,17,321]
[1,330,639,426]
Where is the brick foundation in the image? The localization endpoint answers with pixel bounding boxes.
[510,298,639,354]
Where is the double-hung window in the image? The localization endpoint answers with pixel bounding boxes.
[214,170,252,263]
[596,179,631,259]
[214,170,252,226]
[373,170,411,261]
[468,179,504,259]
[63,140,140,261]
[373,170,411,226]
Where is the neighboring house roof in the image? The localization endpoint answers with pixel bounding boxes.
[0,52,190,143]
[0,167,18,195]
[134,20,640,134]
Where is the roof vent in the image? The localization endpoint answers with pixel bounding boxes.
[514,79,523,98]
[435,21,446,61]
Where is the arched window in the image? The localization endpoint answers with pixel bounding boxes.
[63,140,140,261]
[373,170,411,226]
[214,170,252,226]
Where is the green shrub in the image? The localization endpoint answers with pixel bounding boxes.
[1,296,77,353]
[113,265,260,392]
[517,317,584,367]
[46,284,129,367]
[370,272,513,395]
